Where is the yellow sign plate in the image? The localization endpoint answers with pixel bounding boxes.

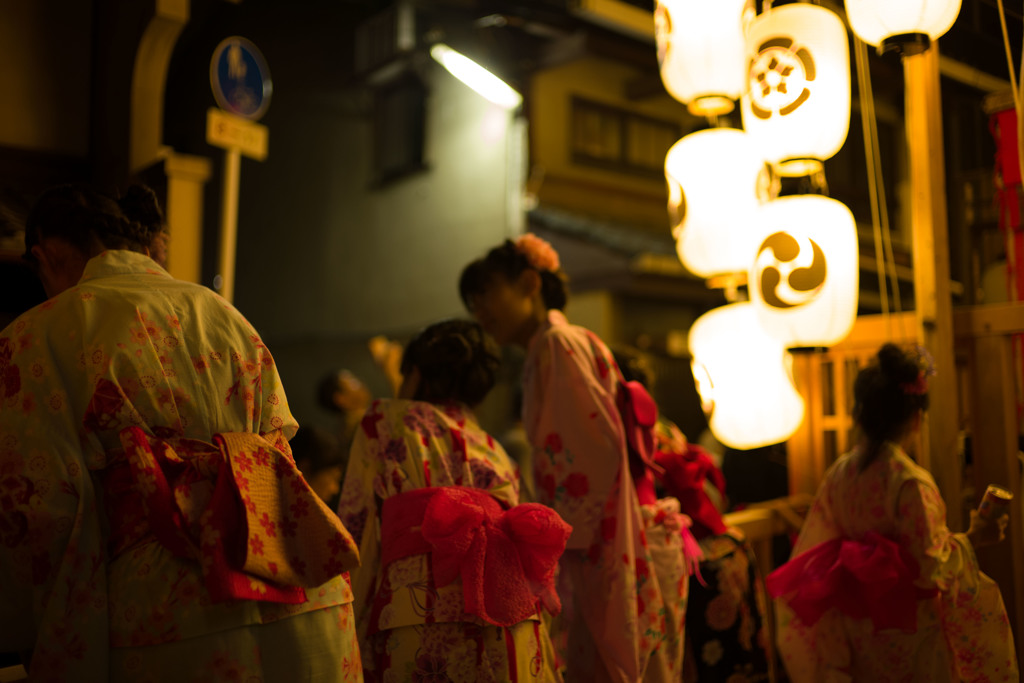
[206,108,268,160]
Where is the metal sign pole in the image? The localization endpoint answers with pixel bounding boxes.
[217,146,242,303]
[208,36,271,304]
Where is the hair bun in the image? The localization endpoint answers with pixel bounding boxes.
[876,343,919,384]
[118,185,163,236]
[401,319,500,406]
[431,333,474,368]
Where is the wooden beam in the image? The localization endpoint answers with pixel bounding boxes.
[905,45,962,525]
[830,311,918,351]
[723,508,776,579]
[967,335,1024,664]
[954,301,1024,337]
[574,0,656,43]
[788,352,820,496]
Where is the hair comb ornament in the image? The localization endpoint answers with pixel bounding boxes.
[900,373,928,396]
[901,345,936,395]
[514,233,560,272]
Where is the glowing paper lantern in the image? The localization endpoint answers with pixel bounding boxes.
[740,3,850,177]
[846,0,961,54]
[665,128,770,277]
[654,0,754,116]
[689,303,805,449]
[748,195,859,347]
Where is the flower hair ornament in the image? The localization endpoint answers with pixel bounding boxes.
[515,233,560,272]
[901,345,936,396]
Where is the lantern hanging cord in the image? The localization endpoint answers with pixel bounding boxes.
[996,0,1022,113]
[853,36,889,320]
[996,0,1024,303]
[853,35,903,332]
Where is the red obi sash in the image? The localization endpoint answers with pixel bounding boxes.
[654,443,728,539]
[114,426,360,604]
[766,532,939,632]
[380,486,572,627]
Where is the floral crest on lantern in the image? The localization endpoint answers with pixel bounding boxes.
[515,234,560,272]
[748,36,816,120]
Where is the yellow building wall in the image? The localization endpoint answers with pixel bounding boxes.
[566,289,620,342]
[530,55,693,235]
[0,0,93,156]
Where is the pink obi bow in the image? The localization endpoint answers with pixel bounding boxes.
[766,532,938,632]
[380,486,572,627]
[118,426,360,604]
[643,498,705,582]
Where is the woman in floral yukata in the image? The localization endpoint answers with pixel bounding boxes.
[459,236,690,683]
[0,185,362,682]
[337,319,571,683]
[614,348,775,683]
[769,343,1018,682]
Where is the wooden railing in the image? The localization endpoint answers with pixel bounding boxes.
[723,495,814,579]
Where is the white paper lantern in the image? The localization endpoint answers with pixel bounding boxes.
[654,0,754,116]
[740,4,850,177]
[689,303,805,450]
[748,196,859,347]
[665,128,770,278]
[846,0,961,52]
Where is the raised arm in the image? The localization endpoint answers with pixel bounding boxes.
[524,332,625,549]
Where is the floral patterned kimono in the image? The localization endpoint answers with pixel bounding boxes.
[771,442,1018,683]
[653,420,775,683]
[522,310,688,683]
[0,250,362,682]
[337,398,565,683]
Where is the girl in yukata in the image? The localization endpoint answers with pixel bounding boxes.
[769,343,1018,682]
[0,185,362,682]
[337,319,571,683]
[459,235,691,683]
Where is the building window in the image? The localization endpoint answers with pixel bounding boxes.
[570,97,681,177]
[373,73,427,184]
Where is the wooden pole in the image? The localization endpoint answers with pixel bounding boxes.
[967,332,1024,663]
[904,44,963,528]
[787,351,818,497]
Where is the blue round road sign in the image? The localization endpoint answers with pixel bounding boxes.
[211,36,272,121]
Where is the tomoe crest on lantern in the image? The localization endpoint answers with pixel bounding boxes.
[755,232,828,310]
[740,3,850,177]
[748,195,859,347]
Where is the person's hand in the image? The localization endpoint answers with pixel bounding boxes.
[368,336,402,368]
[967,509,1009,549]
[368,336,404,396]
